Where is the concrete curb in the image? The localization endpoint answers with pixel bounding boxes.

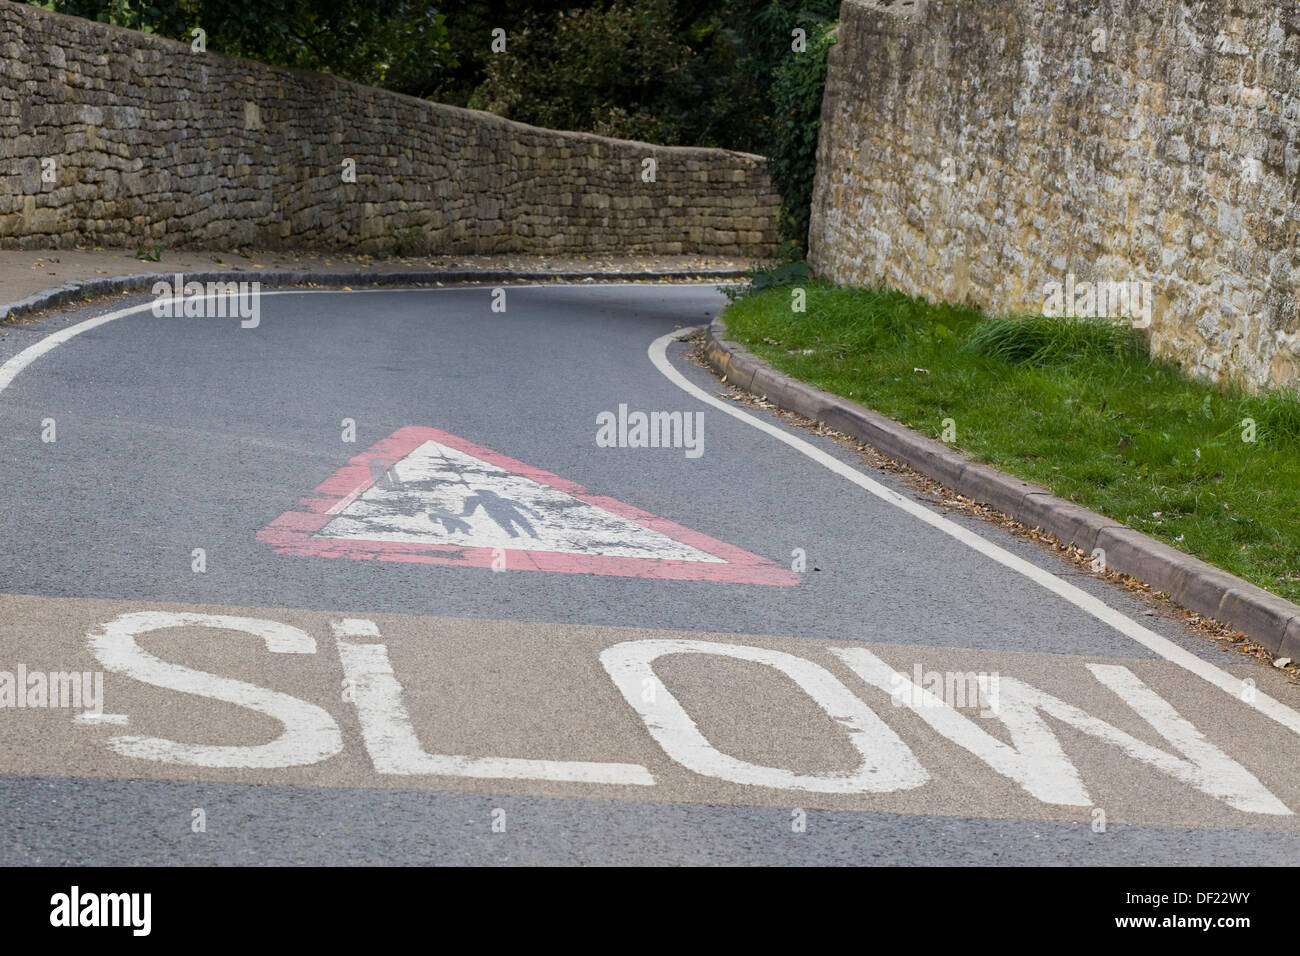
[1,267,746,321]
[705,317,1300,659]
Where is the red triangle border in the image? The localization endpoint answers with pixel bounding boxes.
[256,426,800,585]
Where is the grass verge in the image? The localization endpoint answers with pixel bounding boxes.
[720,281,1300,604]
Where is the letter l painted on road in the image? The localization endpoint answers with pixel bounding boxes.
[332,620,655,785]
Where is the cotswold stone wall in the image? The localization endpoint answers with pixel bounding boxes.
[810,0,1300,390]
[0,1,780,256]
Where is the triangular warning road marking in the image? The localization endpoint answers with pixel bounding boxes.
[257,426,799,585]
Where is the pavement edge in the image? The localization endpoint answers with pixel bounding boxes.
[704,317,1300,660]
[0,267,746,321]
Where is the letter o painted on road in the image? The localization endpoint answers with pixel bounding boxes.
[600,639,928,794]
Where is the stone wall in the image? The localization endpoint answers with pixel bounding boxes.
[810,0,1300,390]
[0,0,781,257]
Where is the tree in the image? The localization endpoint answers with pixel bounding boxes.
[472,1,693,143]
[41,0,456,94]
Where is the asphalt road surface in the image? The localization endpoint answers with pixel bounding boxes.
[1,283,1298,865]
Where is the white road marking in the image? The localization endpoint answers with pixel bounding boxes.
[333,622,655,786]
[87,612,343,768]
[834,646,1090,806]
[0,305,138,394]
[331,617,380,638]
[601,638,928,794]
[0,284,693,398]
[0,293,349,394]
[650,327,1300,737]
[832,647,1289,814]
[323,483,366,516]
[62,606,1291,812]
[72,712,130,725]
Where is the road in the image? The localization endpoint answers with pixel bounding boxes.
[1,283,1298,865]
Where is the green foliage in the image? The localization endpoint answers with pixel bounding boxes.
[1240,389,1300,447]
[964,314,1147,366]
[390,226,431,258]
[437,1,767,150]
[41,0,456,94]
[473,1,692,143]
[748,259,810,292]
[134,239,164,261]
[428,1,572,108]
[721,284,1300,602]
[763,13,836,249]
[721,259,808,300]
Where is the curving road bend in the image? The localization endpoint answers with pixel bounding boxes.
[0,283,1297,865]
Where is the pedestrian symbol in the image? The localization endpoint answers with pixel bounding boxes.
[257,426,799,584]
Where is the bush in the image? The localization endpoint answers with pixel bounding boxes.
[390,227,430,258]
[766,18,836,251]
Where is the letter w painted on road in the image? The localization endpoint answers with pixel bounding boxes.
[831,647,1290,815]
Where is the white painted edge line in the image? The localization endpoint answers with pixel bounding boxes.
[650,326,1300,738]
[0,283,714,396]
[0,285,680,395]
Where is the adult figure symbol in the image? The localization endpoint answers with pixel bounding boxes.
[459,488,542,538]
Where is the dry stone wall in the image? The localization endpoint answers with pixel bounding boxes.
[0,0,781,257]
[810,0,1300,390]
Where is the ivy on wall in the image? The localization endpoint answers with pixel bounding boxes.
[767,19,837,253]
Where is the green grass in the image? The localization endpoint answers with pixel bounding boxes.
[721,282,1300,604]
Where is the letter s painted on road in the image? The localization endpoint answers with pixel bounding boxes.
[87,612,342,769]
